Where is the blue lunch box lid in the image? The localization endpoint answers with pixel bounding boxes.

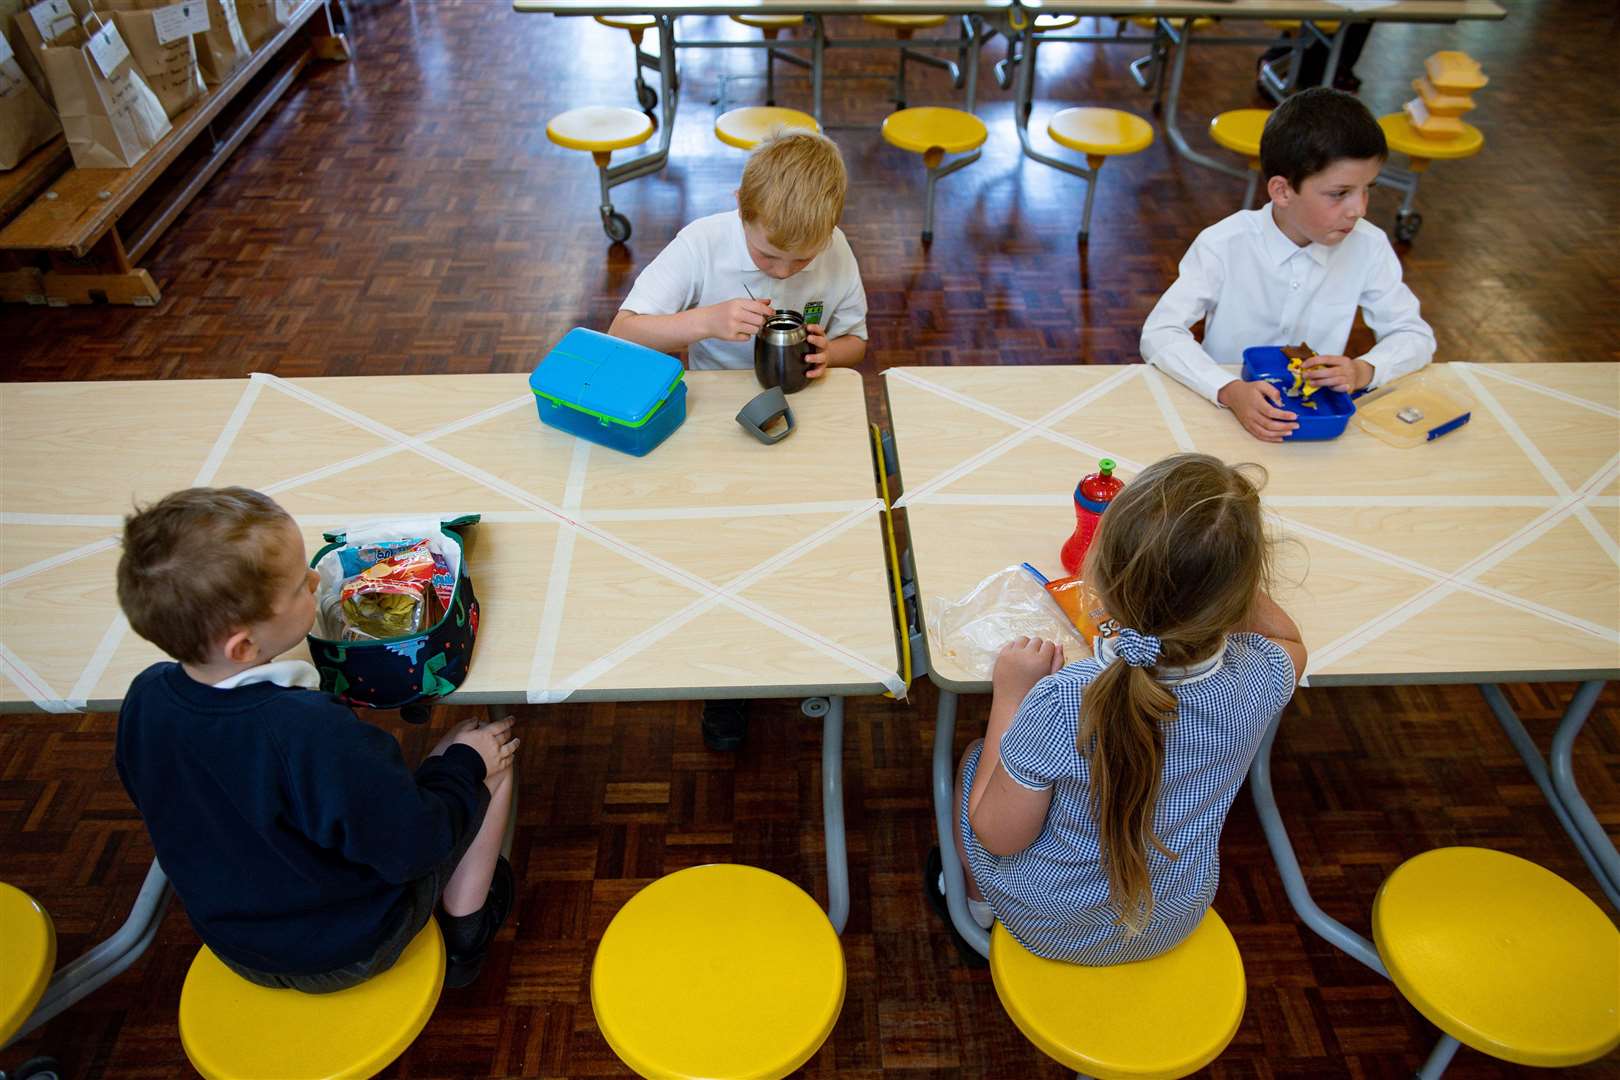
[530,328,685,429]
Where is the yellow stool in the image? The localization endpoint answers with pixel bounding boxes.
[1,882,59,1080]
[863,13,968,110]
[1372,847,1620,1077]
[546,105,657,243]
[727,14,809,108]
[990,910,1246,1078]
[178,919,445,1080]
[1376,112,1485,242]
[594,14,667,112]
[714,106,820,150]
[1045,107,1155,242]
[1209,108,1270,208]
[592,864,845,1079]
[881,107,988,244]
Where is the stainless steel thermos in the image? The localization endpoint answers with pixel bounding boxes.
[754,310,810,395]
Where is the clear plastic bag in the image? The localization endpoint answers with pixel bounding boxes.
[930,565,1090,680]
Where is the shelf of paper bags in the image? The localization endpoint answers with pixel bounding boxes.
[0,0,336,261]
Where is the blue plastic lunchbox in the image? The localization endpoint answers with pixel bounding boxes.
[530,328,687,457]
[1241,346,1356,441]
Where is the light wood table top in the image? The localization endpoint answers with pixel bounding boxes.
[885,362,1619,690]
[0,370,902,711]
[516,0,1504,23]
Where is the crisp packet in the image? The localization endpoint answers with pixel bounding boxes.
[1043,575,1120,646]
[338,542,445,639]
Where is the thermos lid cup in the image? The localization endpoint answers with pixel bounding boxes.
[736,387,796,445]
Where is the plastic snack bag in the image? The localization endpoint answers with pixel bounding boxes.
[1042,574,1120,647]
[336,539,445,640]
[930,564,1089,681]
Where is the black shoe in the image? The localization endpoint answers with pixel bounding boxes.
[924,846,988,968]
[442,855,514,989]
[701,699,749,752]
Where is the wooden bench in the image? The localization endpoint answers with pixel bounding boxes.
[0,0,349,306]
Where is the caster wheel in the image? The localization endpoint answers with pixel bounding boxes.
[766,97,777,107]
[800,696,831,718]
[400,702,433,725]
[603,212,632,244]
[1150,100,1163,116]
[636,83,657,112]
[896,99,907,111]
[1394,211,1422,243]
[1077,229,1089,245]
[921,229,933,245]
[15,1057,64,1080]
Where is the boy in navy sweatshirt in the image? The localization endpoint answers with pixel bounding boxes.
[115,487,518,991]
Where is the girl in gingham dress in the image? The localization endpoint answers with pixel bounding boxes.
[946,453,1307,964]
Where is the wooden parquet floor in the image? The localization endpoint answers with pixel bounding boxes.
[3,0,1618,1076]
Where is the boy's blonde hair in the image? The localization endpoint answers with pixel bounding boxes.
[737,130,847,254]
[117,487,296,665]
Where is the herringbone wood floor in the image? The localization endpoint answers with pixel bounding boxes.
[2,0,1617,1075]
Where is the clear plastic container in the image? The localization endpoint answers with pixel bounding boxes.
[1355,370,1474,448]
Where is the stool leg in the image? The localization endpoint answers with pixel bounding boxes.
[811,16,825,124]
[1416,1034,1461,1079]
[1079,156,1103,243]
[895,32,909,108]
[764,28,778,106]
[822,695,849,934]
[594,152,631,244]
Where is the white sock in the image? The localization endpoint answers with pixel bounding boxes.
[938,872,996,930]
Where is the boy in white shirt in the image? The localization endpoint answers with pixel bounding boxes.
[610,130,868,377]
[610,130,867,750]
[1140,88,1436,442]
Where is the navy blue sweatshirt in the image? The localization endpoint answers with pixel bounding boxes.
[115,663,488,974]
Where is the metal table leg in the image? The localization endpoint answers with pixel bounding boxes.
[1160,21,1249,183]
[822,695,849,934]
[6,860,173,1046]
[1248,714,1387,975]
[931,689,991,957]
[1481,681,1619,907]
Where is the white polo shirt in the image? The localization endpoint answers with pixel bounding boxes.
[1140,207,1436,404]
[619,210,869,371]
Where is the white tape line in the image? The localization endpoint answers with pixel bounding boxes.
[194,378,263,486]
[894,366,1143,508]
[0,513,124,527]
[583,499,876,522]
[67,613,130,710]
[526,439,592,702]
[0,642,75,713]
[1265,494,1560,508]
[0,536,119,589]
[250,376,904,698]
[884,368,1145,477]
[1305,462,1620,675]
[1455,366,1620,566]
[1143,367,1196,453]
[1464,363,1620,420]
[915,493,1074,507]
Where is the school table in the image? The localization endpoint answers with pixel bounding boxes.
[0,368,902,1038]
[882,361,1620,964]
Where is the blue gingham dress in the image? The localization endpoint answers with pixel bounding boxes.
[960,632,1296,964]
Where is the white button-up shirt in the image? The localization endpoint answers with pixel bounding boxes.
[1140,207,1436,404]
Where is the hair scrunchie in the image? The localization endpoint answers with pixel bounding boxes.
[1114,628,1162,669]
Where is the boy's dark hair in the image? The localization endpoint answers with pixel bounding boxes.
[117,487,295,665]
[1259,87,1387,191]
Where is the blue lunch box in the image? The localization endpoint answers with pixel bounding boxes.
[530,328,687,457]
[1241,346,1356,441]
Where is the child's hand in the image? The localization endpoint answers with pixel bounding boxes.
[451,715,520,778]
[430,716,481,758]
[992,637,1064,703]
[706,298,774,342]
[1217,379,1299,443]
[804,323,830,378]
[1304,354,1373,393]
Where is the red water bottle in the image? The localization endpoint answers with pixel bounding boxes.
[1060,458,1123,575]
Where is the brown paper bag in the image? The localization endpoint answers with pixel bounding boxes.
[40,14,170,167]
[191,0,245,84]
[15,0,80,107]
[111,3,204,119]
[0,24,60,168]
[1,0,53,109]
[233,0,291,50]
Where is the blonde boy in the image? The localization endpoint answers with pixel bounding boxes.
[610,130,868,377]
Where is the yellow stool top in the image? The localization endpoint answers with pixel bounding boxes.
[547,106,656,153]
[1263,18,1340,31]
[1209,108,1270,159]
[1048,107,1154,158]
[1034,13,1081,30]
[715,106,820,150]
[179,920,444,1080]
[1373,847,1620,1068]
[1378,113,1484,161]
[864,13,949,28]
[594,13,657,30]
[730,12,804,28]
[882,107,988,156]
[1130,16,1214,30]
[0,883,55,1045]
[592,864,845,1080]
[990,910,1246,1079]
